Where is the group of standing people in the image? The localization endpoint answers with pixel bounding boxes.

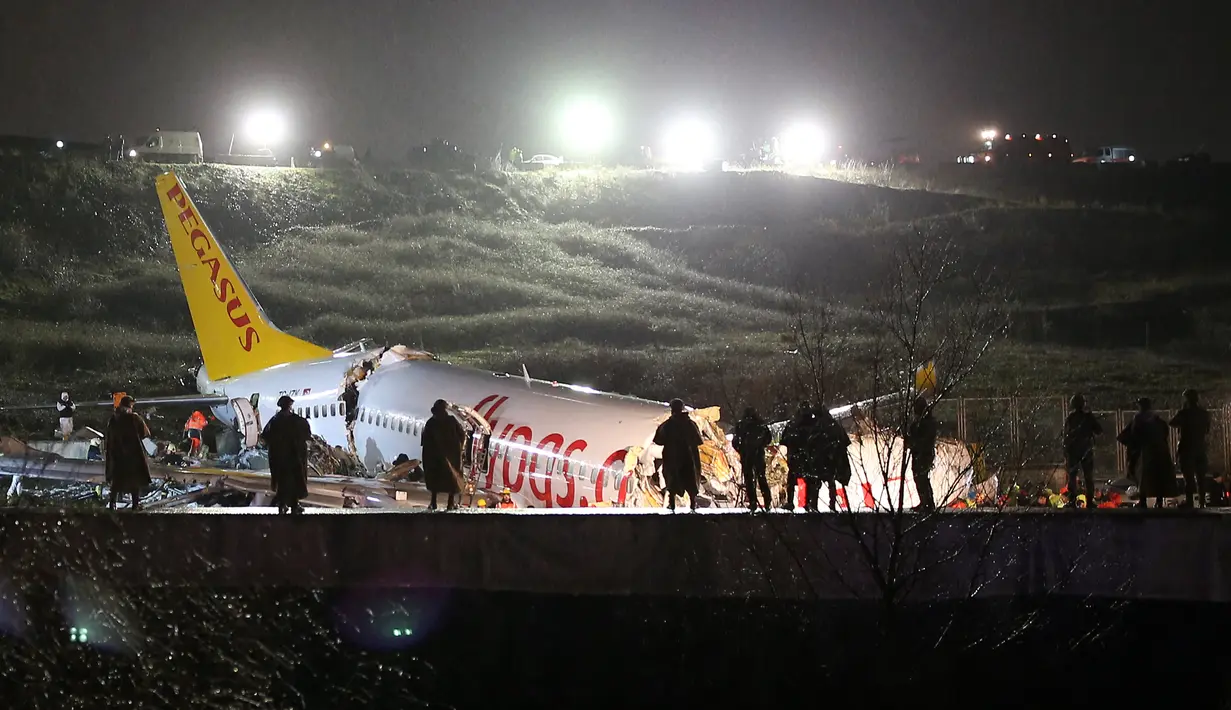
[735,401,857,512]
[1065,389,1214,509]
[88,386,1224,514]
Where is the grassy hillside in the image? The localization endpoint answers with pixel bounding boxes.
[1,158,1228,437]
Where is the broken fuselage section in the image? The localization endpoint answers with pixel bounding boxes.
[193,341,743,509]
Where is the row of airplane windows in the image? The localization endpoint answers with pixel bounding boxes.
[294,402,429,437]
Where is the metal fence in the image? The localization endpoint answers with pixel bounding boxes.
[930,397,1231,478]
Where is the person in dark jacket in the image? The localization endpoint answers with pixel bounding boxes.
[1063,394,1103,508]
[57,391,75,442]
[906,396,938,511]
[732,407,773,512]
[422,399,466,510]
[1170,388,1211,508]
[341,376,360,453]
[807,404,852,512]
[779,402,816,510]
[262,395,312,515]
[653,399,703,511]
[104,395,152,511]
[1118,397,1179,508]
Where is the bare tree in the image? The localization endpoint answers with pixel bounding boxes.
[775,223,1111,686]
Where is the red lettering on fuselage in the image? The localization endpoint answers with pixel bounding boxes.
[473,394,608,508]
[503,426,533,493]
[165,182,259,353]
[528,434,563,507]
[558,439,587,507]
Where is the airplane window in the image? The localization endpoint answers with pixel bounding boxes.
[313,405,320,418]
[330,404,337,417]
[382,414,389,429]
[397,419,404,433]
[339,402,346,417]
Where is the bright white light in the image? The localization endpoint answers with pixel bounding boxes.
[55,140,64,149]
[245,111,286,145]
[322,142,331,151]
[128,149,137,158]
[779,122,826,165]
[661,116,718,169]
[980,128,997,141]
[1129,154,1136,162]
[312,150,322,158]
[559,98,615,157]
[983,154,991,162]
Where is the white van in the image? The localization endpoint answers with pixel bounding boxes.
[127,130,203,164]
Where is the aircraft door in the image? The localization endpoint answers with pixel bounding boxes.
[447,403,493,488]
[232,397,262,449]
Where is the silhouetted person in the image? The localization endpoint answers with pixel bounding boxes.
[422,399,466,510]
[779,402,816,510]
[341,376,360,453]
[56,391,75,442]
[1063,394,1103,508]
[732,407,773,512]
[1118,397,1179,509]
[906,396,938,511]
[807,404,852,512]
[1170,388,1211,508]
[653,399,703,511]
[104,396,151,511]
[262,395,312,515]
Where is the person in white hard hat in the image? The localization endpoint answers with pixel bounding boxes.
[56,392,75,441]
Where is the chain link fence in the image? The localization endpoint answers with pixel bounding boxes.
[931,396,1231,479]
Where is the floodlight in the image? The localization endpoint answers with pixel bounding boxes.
[559,98,615,157]
[245,111,286,146]
[661,116,719,169]
[979,128,997,142]
[779,122,826,165]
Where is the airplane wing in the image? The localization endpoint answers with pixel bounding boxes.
[0,393,231,413]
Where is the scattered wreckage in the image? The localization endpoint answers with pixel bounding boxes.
[1,388,989,512]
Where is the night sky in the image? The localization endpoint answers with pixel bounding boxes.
[1,0,1223,161]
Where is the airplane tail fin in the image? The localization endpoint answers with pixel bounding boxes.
[157,170,332,381]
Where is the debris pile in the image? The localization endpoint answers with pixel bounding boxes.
[306,435,364,477]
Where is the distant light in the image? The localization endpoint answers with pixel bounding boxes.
[1004,134,1012,141]
[779,122,826,165]
[983,154,991,162]
[1034,133,1042,141]
[392,628,413,637]
[128,149,137,158]
[1129,155,1136,162]
[661,116,719,170]
[55,140,64,149]
[1048,153,1053,158]
[1051,134,1057,139]
[322,142,331,151]
[312,150,322,158]
[558,97,616,157]
[69,626,89,643]
[244,110,287,145]
[979,128,997,142]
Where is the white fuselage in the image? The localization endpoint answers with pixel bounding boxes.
[197,346,674,508]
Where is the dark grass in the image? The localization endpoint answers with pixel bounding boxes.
[1,158,1228,438]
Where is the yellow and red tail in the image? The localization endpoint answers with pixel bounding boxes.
[157,170,332,380]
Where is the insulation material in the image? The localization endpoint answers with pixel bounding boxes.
[380,344,435,365]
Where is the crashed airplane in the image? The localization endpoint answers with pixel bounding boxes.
[0,170,984,510]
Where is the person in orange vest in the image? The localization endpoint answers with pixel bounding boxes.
[184,410,208,457]
[498,487,515,509]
